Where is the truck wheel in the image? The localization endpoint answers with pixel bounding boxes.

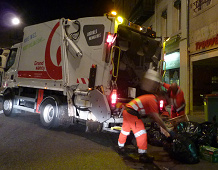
[40,98,60,129]
[3,96,16,117]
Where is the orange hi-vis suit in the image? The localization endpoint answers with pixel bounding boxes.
[118,94,159,154]
[163,83,186,118]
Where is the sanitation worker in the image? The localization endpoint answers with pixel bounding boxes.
[162,82,186,118]
[117,92,174,163]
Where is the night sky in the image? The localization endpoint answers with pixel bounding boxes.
[0,0,114,47]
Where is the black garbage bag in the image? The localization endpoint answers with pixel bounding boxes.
[200,121,217,134]
[198,134,213,146]
[147,129,167,146]
[147,122,167,147]
[176,121,201,144]
[150,122,161,130]
[198,121,218,147]
[163,137,173,154]
[163,134,200,164]
[177,121,201,135]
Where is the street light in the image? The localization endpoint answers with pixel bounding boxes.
[11,17,20,25]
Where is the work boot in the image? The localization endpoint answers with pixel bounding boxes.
[117,147,125,154]
[139,153,154,163]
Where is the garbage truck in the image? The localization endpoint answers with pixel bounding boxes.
[1,14,162,132]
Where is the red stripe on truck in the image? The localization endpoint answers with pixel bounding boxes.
[76,78,89,84]
[36,89,44,113]
[81,78,86,84]
[45,22,62,80]
[18,71,51,79]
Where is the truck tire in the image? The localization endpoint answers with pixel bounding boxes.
[40,98,60,129]
[3,96,15,117]
[3,89,17,117]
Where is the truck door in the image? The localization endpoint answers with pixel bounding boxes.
[3,43,22,87]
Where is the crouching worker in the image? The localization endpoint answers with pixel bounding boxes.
[118,92,174,163]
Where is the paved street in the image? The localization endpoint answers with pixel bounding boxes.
[1,99,218,170]
[0,112,129,169]
[0,99,160,170]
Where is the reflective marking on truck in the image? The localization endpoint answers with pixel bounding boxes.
[76,78,89,84]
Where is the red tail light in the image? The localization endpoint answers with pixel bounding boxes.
[106,33,116,44]
[160,100,164,111]
[111,89,117,107]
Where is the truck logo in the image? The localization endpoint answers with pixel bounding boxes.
[83,25,104,46]
[45,22,62,80]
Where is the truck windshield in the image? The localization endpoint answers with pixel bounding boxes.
[5,49,17,72]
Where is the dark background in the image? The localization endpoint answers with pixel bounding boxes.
[0,0,114,47]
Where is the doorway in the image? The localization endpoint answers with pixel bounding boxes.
[192,56,218,112]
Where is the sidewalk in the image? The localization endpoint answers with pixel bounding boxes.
[188,112,206,123]
[149,113,218,170]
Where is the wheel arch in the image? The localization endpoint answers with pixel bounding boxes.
[3,87,15,98]
[38,95,61,114]
[39,95,63,129]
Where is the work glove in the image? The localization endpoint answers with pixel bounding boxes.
[159,81,164,86]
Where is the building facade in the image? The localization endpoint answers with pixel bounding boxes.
[189,0,218,113]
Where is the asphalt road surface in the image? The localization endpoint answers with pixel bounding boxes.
[0,103,160,170]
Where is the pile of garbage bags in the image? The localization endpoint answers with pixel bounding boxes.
[147,122,168,147]
[147,121,218,164]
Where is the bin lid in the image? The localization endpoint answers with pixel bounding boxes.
[205,94,218,98]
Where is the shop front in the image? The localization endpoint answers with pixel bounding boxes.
[190,50,218,113]
[164,51,180,85]
[189,0,218,117]
[163,34,181,86]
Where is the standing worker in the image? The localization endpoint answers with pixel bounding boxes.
[162,82,186,118]
[118,93,174,163]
